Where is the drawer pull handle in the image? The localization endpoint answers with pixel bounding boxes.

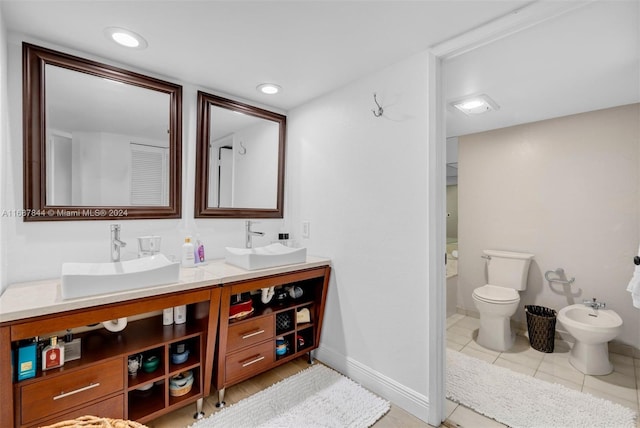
[241,329,265,339]
[53,382,100,400]
[241,355,265,367]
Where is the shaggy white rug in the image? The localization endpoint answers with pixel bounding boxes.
[447,349,637,428]
[190,364,390,428]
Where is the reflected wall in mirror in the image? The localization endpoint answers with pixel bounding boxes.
[195,91,286,218]
[23,43,182,221]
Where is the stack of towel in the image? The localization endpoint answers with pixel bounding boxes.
[627,246,640,309]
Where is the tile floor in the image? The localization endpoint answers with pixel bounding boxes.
[445,313,640,427]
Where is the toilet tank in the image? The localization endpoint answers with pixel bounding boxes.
[484,249,534,291]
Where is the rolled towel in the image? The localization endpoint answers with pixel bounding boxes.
[627,246,640,309]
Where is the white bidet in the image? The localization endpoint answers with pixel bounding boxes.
[557,304,622,375]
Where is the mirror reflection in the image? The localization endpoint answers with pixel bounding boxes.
[23,43,182,221]
[195,91,286,218]
[208,106,279,209]
[46,65,171,206]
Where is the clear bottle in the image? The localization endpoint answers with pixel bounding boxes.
[42,336,64,371]
[181,237,195,267]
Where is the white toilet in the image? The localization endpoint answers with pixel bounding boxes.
[472,249,534,351]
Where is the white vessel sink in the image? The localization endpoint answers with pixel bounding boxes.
[225,243,307,270]
[61,254,180,299]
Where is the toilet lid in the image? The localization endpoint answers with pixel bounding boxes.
[473,284,519,304]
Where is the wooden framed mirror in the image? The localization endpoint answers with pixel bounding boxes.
[195,91,285,218]
[22,43,182,221]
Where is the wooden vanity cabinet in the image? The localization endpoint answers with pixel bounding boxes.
[3,287,220,428]
[215,265,331,404]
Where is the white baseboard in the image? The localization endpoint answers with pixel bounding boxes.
[315,344,430,423]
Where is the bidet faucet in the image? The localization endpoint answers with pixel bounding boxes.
[245,221,264,249]
[110,224,127,262]
[583,297,606,309]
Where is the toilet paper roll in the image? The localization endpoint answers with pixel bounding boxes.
[102,317,128,332]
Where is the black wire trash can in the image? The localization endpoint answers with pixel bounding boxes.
[525,305,557,353]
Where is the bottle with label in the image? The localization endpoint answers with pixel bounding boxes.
[181,237,195,267]
[42,336,64,371]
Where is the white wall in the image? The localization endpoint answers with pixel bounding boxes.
[457,104,640,348]
[288,51,432,419]
[0,8,8,291]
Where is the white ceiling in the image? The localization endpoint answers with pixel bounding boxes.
[2,0,638,138]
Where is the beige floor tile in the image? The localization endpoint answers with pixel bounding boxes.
[460,346,498,364]
[537,357,585,386]
[499,349,544,370]
[464,338,501,358]
[446,404,507,428]
[452,316,480,331]
[584,371,637,402]
[447,331,472,347]
[445,399,459,419]
[533,371,583,391]
[446,339,465,351]
[582,386,639,411]
[372,404,432,427]
[446,313,466,328]
[494,356,536,376]
[447,325,476,339]
[611,353,636,376]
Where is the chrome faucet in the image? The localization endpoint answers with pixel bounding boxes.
[110,224,127,262]
[245,221,264,249]
[583,297,606,310]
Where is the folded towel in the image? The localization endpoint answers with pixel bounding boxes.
[627,246,640,309]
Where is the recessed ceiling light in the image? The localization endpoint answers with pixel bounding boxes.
[257,83,281,95]
[104,27,148,49]
[450,94,499,115]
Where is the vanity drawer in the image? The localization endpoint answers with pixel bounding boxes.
[225,341,274,383]
[25,394,124,428]
[227,315,274,353]
[20,359,124,425]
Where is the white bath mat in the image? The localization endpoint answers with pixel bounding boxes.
[447,349,637,428]
[189,364,390,428]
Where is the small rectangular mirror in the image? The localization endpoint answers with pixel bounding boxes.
[195,91,286,218]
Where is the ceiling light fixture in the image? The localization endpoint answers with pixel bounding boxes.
[257,83,281,95]
[450,94,499,115]
[104,27,148,49]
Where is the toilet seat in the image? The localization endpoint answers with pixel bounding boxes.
[473,284,519,304]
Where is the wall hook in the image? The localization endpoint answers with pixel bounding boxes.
[371,93,384,117]
[238,141,247,155]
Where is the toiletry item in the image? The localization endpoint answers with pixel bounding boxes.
[278,233,290,247]
[181,237,195,267]
[16,340,37,381]
[196,238,205,263]
[63,339,82,362]
[163,307,174,325]
[174,305,187,324]
[42,336,64,371]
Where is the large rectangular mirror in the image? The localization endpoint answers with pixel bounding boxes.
[23,43,182,221]
[195,91,285,218]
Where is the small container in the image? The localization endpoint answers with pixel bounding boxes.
[163,307,174,325]
[181,237,195,267]
[42,336,64,371]
[174,305,187,324]
[142,355,160,373]
[16,341,37,381]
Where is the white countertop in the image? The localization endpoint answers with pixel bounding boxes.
[0,256,330,323]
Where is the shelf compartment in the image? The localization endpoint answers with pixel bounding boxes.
[296,328,315,353]
[127,382,164,422]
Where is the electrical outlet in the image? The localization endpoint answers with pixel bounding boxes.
[302,221,310,238]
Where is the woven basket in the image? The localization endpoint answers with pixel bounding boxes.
[41,415,147,428]
[525,305,557,353]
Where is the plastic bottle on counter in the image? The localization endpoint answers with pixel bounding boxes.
[181,237,195,267]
